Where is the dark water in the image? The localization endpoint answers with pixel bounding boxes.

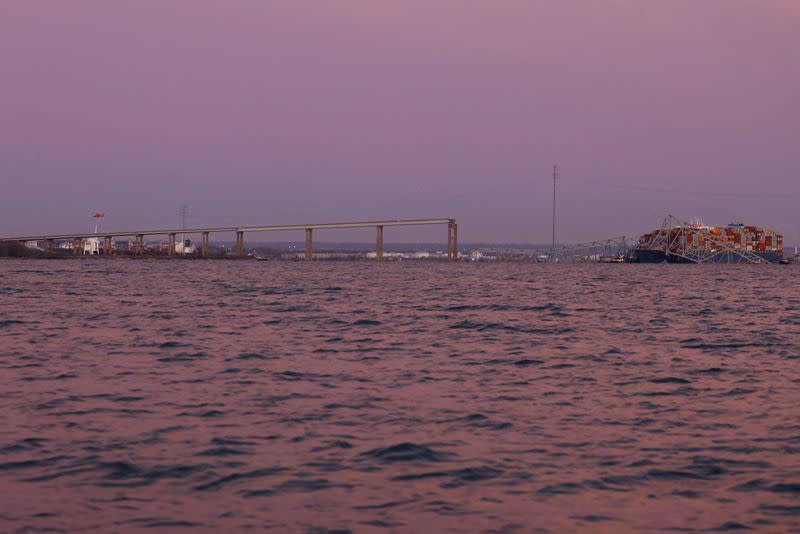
[1,259,799,532]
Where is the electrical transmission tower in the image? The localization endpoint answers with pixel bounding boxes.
[551,164,558,253]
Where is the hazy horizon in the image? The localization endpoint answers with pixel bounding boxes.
[2,1,798,243]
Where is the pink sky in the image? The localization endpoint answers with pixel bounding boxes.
[1,1,798,243]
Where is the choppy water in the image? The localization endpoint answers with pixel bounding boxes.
[1,259,800,533]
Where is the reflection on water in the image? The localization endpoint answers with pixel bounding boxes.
[1,259,799,532]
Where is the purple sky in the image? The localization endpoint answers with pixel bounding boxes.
[1,1,798,244]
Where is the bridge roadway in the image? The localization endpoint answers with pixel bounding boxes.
[2,218,459,261]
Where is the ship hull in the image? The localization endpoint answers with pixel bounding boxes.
[631,249,783,264]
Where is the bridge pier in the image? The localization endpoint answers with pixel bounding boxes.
[104,236,113,255]
[305,228,313,260]
[73,237,83,255]
[202,232,209,257]
[236,231,244,257]
[447,221,458,261]
[44,239,53,252]
[376,225,384,261]
[136,234,144,256]
[168,233,176,256]
[453,223,458,261]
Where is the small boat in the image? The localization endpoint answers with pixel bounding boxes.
[598,254,625,263]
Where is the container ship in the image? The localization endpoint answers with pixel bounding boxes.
[629,217,783,264]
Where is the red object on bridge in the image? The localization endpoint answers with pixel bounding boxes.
[93,213,104,218]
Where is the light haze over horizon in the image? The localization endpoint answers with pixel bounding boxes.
[2,1,798,244]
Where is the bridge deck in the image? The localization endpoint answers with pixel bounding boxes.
[2,218,454,241]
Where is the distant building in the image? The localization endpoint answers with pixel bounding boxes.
[365,251,447,260]
[83,237,101,255]
[175,239,196,254]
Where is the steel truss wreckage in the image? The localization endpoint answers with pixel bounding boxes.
[628,215,782,264]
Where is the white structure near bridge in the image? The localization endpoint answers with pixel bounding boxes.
[82,237,102,255]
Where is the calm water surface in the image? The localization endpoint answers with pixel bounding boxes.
[1,259,799,532]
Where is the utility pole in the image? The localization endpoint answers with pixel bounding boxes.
[551,164,558,252]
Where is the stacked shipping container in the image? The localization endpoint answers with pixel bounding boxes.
[633,223,783,263]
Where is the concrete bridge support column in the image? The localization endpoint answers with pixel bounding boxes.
[44,239,53,252]
[202,232,209,257]
[168,233,176,256]
[452,223,458,261]
[376,225,384,261]
[73,237,82,255]
[305,228,313,260]
[447,224,452,260]
[136,234,144,256]
[104,236,113,256]
[236,231,244,257]
[447,221,458,262]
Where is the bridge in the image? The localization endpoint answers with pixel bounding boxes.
[1,218,459,261]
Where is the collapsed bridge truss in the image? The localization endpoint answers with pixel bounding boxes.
[630,215,774,264]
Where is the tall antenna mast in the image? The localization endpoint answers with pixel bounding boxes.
[551,164,558,252]
[180,205,188,252]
